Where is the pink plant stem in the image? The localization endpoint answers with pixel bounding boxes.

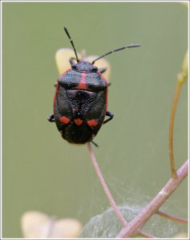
[116,160,188,238]
[138,230,156,238]
[156,210,188,223]
[87,142,127,226]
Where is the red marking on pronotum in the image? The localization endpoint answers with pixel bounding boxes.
[74,118,83,125]
[74,72,89,90]
[87,119,98,127]
[59,116,70,124]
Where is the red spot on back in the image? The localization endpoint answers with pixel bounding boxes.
[74,118,83,125]
[59,116,70,124]
[87,119,98,127]
[74,72,89,90]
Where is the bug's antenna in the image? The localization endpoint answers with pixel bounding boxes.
[64,27,79,63]
[91,44,141,64]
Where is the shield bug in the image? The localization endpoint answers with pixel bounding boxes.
[48,27,140,146]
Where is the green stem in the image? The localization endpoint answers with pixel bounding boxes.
[169,82,182,178]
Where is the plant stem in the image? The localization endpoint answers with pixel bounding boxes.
[169,82,183,178]
[87,142,127,226]
[168,50,187,179]
[138,230,156,238]
[156,210,188,224]
[116,160,188,238]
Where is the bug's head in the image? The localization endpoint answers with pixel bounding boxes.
[71,60,98,73]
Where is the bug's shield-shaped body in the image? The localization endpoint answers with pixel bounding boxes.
[54,68,108,144]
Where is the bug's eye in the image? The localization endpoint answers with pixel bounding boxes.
[91,66,98,72]
[72,64,77,69]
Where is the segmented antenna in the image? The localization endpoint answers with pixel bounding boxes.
[64,27,79,63]
[91,44,141,64]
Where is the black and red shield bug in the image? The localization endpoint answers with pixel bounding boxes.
[48,27,140,146]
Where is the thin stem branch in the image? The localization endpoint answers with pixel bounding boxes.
[116,160,188,238]
[87,142,127,226]
[169,82,183,178]
[138,230,156,238]
[156,210,188,224]
[168,50,187,179]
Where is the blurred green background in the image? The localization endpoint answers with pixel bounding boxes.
[2,2,188,238]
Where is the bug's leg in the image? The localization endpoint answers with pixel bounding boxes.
[91,140,99,147]
[103,111,114,124]
[99,67,107,74]
[47,114,55,122]
[54,82,58,87]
